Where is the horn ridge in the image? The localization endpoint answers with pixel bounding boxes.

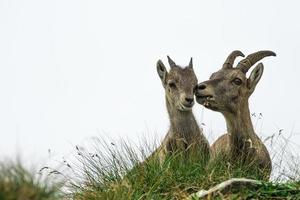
[222,50,245,69]
[237,50,276,73]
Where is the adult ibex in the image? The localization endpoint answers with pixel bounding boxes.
[153,56,210,163]
[195,50,276,179]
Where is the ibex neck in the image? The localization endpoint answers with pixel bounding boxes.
[223,101,259,148]
[166,97,199,139]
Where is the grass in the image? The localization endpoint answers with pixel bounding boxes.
[0,159,63,200]
[62,135,300,200]
[1,133,299,199]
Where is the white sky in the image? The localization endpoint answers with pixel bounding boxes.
[0,0,300,165]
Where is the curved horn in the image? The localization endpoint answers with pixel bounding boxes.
[222,50,245,69]
[236,50,276,73]
[167,55,176,68]
[189,57,193,68]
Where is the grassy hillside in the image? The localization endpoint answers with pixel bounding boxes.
[63,137,300,199]
[1,135,299,200]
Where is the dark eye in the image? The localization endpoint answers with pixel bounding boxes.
[233,78,242,85]
[168,82,177,89]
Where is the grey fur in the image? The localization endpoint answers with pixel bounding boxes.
[195,50,276,180]
[153,57,210,163]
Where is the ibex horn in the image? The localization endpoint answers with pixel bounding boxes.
[189,57,193,68]
[222,50,245,69]
[167,55,176,68]
[236,50,276,73]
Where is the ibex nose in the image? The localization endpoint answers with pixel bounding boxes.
[197,83,207,90]
[185,97,194,104]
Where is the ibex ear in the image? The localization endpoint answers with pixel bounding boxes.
[247,63,264,94]
[157,60,168,86]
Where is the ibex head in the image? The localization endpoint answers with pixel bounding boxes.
[195,50,276,114]
[157,56,197,111]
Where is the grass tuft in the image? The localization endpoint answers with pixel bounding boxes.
[0,159,63,200]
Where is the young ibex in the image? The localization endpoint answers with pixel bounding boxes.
[153,56,210,163]
[195,50,276,179]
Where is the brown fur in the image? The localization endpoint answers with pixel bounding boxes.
[152,56,210,163]
[195,50,276,179]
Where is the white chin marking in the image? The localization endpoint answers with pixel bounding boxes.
[184,107,192,111]
[179,104,192,111]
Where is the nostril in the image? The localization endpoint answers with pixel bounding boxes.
[185,97,194,104]
[197,84,206,90]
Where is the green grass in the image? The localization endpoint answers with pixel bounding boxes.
[63,136,300,199]
[1,133,299,200]
[190,181,300,199]
[0,159,63,200]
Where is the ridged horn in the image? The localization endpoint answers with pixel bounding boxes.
[222,50,245,69]
[236,50,276,73]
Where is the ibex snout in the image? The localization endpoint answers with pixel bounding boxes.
[195,82,215,109]
[179,94,195,110]
[183,95,194,106]
[185,96,194,104]
[197,83,207,90]
[195,82,213,98]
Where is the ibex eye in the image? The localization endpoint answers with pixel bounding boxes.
[168,82,177,89]
[233,78,242,85]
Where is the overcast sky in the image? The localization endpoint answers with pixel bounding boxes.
[1,0,300,165]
